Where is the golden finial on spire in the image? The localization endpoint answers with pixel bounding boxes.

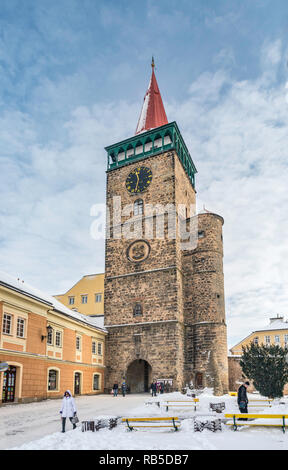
[151,56,155,68]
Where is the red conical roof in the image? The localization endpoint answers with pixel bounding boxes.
[135,58,168,135]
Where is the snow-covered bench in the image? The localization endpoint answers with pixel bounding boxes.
[225,413,288,433]
[163,399,199,412]
[248,399,274,408]
[122,416,180,431]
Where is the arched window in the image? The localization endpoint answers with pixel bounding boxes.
[144,138,152,152]
[117,147,125,161]
[164,132,172,145]
[135,141,143,155]
[153,134,162,149]
[126,144,134,158]
[48,369,59,391]
[133,303,143,316]
[134,199,143,216]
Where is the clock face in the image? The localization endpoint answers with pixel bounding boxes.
[125,166,152,194]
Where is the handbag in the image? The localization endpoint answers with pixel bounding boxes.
[71,414,79,424]
[239,401,246,410]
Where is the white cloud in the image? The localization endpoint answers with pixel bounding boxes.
[168,43,288,347]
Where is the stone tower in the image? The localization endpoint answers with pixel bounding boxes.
[104,60,228,394]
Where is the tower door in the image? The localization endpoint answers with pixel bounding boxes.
[2,366,16,403]
[126,359,152,393]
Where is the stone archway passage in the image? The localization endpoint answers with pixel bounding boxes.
[126,359,152,393]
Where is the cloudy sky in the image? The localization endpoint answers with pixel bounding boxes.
[1,0,288,348]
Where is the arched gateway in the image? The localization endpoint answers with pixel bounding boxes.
[126,359,152,393]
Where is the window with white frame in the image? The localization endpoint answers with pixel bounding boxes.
[3,314,12,335]
[68,296,75,305]
[275,335,280,344]
[81,295,88,304]
[253,337,259,345]
[92,341,96,355]
[98,342,103,355]
[55,331,62,347]
[76,336,81,351]
[48,369,59,391]
[265,335,271,345]
[17,318,25,338]
[47,328,53,345]
[95,293,102,303]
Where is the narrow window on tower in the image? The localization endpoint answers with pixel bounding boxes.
[134,334,141,344]
[134,199,143,216]
[133,303,143,316]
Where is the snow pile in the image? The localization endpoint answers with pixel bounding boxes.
[9,390,288,450]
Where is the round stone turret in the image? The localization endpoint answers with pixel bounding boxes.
[183,211,229,394]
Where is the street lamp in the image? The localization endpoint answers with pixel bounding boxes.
[41,325,53,342]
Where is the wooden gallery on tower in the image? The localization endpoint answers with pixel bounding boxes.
[104,59,229,395]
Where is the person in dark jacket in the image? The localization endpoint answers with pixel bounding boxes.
[237,381,249,420]
[113,383,118,397]
[150,381,157,397]
[121,381,127,397]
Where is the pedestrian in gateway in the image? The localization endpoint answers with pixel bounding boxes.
[121,381,127,397]
[60,390,78,432]
[237,381,249,420]
[113,383,119,397]
[150,380,157,397]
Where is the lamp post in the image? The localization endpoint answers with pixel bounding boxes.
[41,325,53,342]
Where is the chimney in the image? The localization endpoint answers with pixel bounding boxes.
[269,314,284,324]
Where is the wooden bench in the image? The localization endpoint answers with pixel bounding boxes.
[225,413,288,433]
[248,399,274,408]
[163,399,199,412]
[122,417,180,431]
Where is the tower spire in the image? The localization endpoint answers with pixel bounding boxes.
[135,59,168,135]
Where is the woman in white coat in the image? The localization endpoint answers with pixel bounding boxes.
[60,390,77,432]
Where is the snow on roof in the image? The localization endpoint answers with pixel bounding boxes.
[0,270,107,333]
[256,316,288,332]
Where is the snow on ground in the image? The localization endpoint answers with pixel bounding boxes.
[2,390,288,450]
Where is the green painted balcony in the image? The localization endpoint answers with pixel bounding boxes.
[105,122,197,188]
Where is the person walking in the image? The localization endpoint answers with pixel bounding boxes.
[113,383,119,397]
[237,381,249,420]
[150,380,157,397]
[59,390,77,432]
[121,381,127,397]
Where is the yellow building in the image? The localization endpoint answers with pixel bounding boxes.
[0,270,107,403]
[230,315,288,355]
[228,315,288,392]
[54,273,104,317]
